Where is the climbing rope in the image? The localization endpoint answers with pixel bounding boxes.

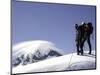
[67,51,74,69]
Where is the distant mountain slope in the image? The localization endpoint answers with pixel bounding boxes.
[12,40,62,67]
[12,51,96,74]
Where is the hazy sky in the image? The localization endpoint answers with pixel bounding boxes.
[12,0,96,54]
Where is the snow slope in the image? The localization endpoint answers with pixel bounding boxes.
[12,40,62,67]
[12,51,96,74]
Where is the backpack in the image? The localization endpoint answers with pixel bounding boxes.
[87,22,93,34]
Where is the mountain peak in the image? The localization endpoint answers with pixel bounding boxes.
[12,40,62,67]
[13,40,61,54]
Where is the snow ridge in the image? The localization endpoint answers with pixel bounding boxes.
[12,52,96,74]
[12,40,96,74]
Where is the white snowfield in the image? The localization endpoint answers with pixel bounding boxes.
[12,40,96,74]
[12,51,96,74]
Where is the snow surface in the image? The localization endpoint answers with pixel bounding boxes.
[12,40,96,74]
[12,51,96,74]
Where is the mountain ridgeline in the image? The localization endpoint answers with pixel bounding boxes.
[12,40,62,67]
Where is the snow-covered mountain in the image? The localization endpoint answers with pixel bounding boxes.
[12,40,96,74]
[12,40,62,67]
[12,51,96,74]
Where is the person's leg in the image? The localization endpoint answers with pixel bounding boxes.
[76,42,80,55]
[80,42,84,55]
[80,37,86,55]
[87,36,92,54]
[76,34,80,55]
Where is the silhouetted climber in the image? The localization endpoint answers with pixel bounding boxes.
[75,23,85,55]
[75,22,93,55]
[81,22,93,54]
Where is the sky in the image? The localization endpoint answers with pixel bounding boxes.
[12,0,96,54]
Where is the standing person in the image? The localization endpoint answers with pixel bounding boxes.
[75,23,85,55]
[81,22,93,54]
[75,24,80,55]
